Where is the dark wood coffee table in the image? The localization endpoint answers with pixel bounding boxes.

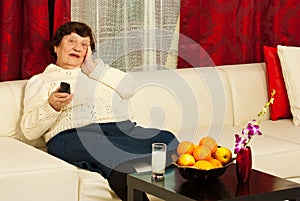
[127,164,300,201]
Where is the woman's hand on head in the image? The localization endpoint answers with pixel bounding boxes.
[81,46,96,75]
[48,88,73,112]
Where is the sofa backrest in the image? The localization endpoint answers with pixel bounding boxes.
[129,66,234,141]
[0,62,269,147]
[0,80,46,148]
[218,62,269,126]
[129,62,269,141]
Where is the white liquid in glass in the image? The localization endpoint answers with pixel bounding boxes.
[152,151,166,174]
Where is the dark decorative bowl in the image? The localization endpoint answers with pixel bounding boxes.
[173,159,234,182]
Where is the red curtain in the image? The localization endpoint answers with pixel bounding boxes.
[0,0,70,82]
[178,0,300,68]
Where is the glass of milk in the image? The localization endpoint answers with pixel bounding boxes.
[151,143,167,181]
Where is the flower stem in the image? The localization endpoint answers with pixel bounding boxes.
[257,89,276,124]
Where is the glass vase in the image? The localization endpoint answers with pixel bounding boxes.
[236,146,252,183]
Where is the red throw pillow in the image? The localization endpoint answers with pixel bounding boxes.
[263,46,292,120]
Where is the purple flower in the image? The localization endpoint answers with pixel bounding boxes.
[233,89,276,155]
[234,120,263,154]
[234,134,248,154]
[246,122,262,137]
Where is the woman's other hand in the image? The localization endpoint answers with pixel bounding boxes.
[81,46,96,74]
[48,88,73,111]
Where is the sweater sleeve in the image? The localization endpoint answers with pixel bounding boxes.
[87,59,135,99]
[21,75,61,140]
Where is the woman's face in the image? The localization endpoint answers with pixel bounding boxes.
[55,32,90,69]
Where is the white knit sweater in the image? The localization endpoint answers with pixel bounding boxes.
[21,61,135,143]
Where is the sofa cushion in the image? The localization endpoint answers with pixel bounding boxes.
[277,45,300,126]
[254,150,300,179]
[77,168,165,201]
[219,63,269,126]
[247,119,300,179]
[0,137,78,201]
[77,169,121,201]
[0,80,25,139]
[260,119,300,144]
[263,46,292,120]
[129,67,233,142]
[0,80,46,148]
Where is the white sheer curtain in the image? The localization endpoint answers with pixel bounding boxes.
[71,0,179,71]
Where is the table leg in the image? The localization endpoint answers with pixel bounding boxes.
[128,187,144,201]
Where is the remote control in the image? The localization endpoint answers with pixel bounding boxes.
[58,82,71,94]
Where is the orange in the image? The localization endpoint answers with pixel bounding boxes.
[209,158,223,168]
[193,145,211,161]
[199,136,218,153]
[177,154,195,166]
[193,160,213,170]
[177,141,196,156]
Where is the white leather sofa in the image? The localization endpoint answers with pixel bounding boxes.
[1,62,300,201]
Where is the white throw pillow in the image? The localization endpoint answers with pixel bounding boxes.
[277,45,300,126]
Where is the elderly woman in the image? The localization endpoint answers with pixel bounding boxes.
[21,21,178,201]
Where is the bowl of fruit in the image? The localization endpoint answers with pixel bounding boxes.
[173,136,234,182]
